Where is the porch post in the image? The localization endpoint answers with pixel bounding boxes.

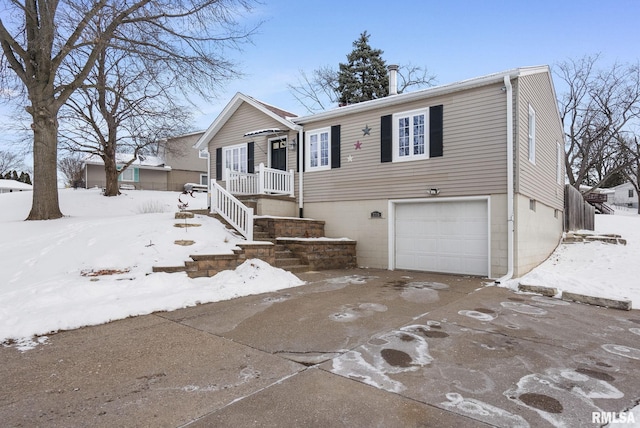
[258,162,265,194]
[210,179,217,214]
[289,169,295,198]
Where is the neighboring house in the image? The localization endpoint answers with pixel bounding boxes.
[83,131,207,191]
[194,65,566,279]
[0,179,33,194]
[611,182,638,208]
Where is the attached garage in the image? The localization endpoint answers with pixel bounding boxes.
[391,198,489,276]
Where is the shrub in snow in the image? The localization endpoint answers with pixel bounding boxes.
[136,200,169,214]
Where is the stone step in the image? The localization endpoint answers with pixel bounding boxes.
[275,257,304,267]
[152,265,190,273]
[283,264,311,273]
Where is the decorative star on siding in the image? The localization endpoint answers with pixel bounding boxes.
[347,155,353,162]
[362,125,371,136]
[354,141,362,150]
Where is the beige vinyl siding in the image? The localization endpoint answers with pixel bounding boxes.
[84,165,168,190]
[515,73,565,210]
[168,169,204,191]
[209,103,294,178]
[300,82,509,203]
[85,164,105,188]
[165,132,206,172]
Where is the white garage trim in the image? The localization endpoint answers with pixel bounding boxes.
[388,196,491,277]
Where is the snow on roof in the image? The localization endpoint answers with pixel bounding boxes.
[0,179,33,191]
[84,153,166,167]
[243,128,288,137]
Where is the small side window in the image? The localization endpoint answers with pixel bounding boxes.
[528,104,536,164]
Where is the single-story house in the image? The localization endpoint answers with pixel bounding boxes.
[0,179,33,194]
[83,131,207,191]
[611,182,638,209]
[194,65,566,280]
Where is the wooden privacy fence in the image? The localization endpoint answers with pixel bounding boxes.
[564,184,595,231]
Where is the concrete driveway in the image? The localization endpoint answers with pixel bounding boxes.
[1,268,639,427]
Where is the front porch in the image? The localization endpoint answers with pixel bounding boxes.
[173,166,358,277]
[211,163,297,241]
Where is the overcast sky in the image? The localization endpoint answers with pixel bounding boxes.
[1,0,638,158]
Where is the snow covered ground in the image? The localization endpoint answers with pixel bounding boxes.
[0,188,638,350]
[0,188,304,348]
[504,207,640,309]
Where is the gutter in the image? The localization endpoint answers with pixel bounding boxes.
[496,75,515,283]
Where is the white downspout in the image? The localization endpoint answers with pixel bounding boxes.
[297,126,304,218]
[206,149,211,209]
[496,75,515,283]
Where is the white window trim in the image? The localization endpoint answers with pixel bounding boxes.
[119,167,135,182]
[200,173,208,185]
[198,149,209,159]
[222,143,248,180]
[392,108,429,163]
[528,104,536,165]
[305,127,331,172]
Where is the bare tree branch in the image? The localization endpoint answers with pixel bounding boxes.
[556,55,640,193]
[0,0,260,219]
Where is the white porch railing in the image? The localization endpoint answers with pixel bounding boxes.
[211,179,253,241]
[226,169,259,195]
[226,163,294,197]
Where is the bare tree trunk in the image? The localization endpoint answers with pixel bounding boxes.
[27,106,63,220]
[104,156,121,197]
[637,171,640,215]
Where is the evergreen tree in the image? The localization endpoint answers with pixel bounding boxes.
[11,170,18,181]
[18,171,32,184]
[337,31,389,105]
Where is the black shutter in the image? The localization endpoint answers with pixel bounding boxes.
[331,125,341,169]
[247,142,255,173]
[380,114,392,163]
[429,105,443,158]
[215,147,222,180]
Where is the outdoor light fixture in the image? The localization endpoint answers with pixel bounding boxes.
[288,139,297,150]
[429,188,440,195]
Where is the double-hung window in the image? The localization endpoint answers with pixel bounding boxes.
[223,143,247,179]
[306,128,331,171]
[393,108,429,162]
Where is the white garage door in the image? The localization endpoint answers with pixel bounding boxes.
[394,200,488,276]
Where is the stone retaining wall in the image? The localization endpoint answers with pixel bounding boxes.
[277,238,357,270]
[154,243,275,278]
[255,217,325,238]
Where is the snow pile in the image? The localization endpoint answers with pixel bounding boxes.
[504,210,640,308]
[0,188,304,344]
